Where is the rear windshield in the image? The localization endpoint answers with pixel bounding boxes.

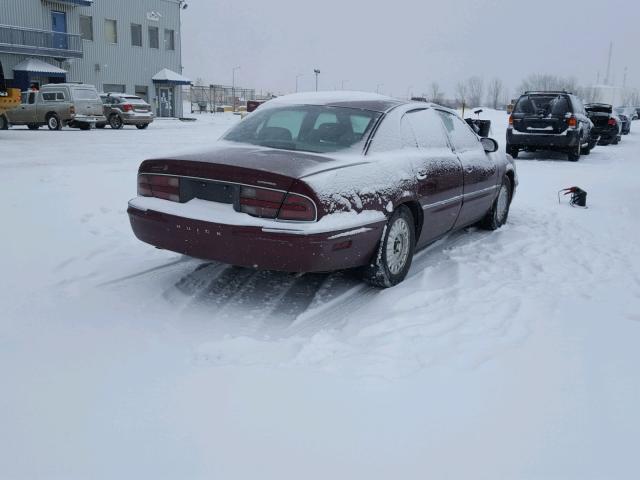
[223,105,381,153]
[73,88,100,101]
[514,95,571,115]
[122,96,147,104]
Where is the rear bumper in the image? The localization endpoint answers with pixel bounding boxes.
[122,112,154,125]
[127,198,385,273]
[507,128,581,149]
[70,114,107,124]
[592,125,618,142]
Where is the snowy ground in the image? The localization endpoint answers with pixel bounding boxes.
[1,108,639,479]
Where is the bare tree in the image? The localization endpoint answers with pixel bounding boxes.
[486,78,504,109]
[429,82,444,104]
[466,76,484,108]
[621,88,640,106]
[454,81,467,108]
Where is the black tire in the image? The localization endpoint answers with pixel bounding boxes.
[135,124,149,130]
[362,206,415,288]
[612,136,620,145]
[46,113,62,131]
[109,114,123,129]
[0,114,8,130]
[479,175,513,230]
[507,145,519,159]
[27,124,40,130]
[582,143,591,155]
[567,142,581,162]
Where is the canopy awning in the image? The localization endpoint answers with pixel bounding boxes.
[13,58,67,77]
[152,68,191,85]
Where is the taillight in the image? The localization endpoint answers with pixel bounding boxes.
[123,104,133,112]
[69,105,75,115]
[278,193,316,221]
[239,186,284,218]
[138,174,180,202]
[508,115,513,126]
[608,118,617,126]
[567,116,577,128]
[238,186,317,221]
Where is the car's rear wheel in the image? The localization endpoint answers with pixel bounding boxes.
[479,175,513,230]
[109,114,123,129]
[568,142,581,162]
[136,124,149,130]
[0,114,9,130]
[507,145,519,158]
[612,136,620,145]
[46,113,62,131]
[363,205,415,288]
[27,124,40,130]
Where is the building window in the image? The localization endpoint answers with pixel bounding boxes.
[131,23,142,47]
[103,84,126,93]
[164,29,175,50]
[135,85,149,102]
[105,19,117,43]
[79,15,93,41]
[148,26,159,49]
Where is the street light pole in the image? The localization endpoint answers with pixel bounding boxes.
[314,69,321,92]
[376,83,384,94]
[231,65,240,112]
[341,79,348,90]
[296,73,303,93]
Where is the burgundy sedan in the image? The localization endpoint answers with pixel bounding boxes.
[128,92,516,287]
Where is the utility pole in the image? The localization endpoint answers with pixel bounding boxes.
[295,74,303,93]
[231,65,240,112]
[604,42,613,86]
[376,83,383,94]
[340,79,348,90]
[623,66,628,89]
[314,69,320,92]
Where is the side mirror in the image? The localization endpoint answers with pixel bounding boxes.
[481,137,498,153]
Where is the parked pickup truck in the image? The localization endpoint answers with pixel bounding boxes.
[4,83,106,130]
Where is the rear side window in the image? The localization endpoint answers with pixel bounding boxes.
[42,92,65,101]
[73,89,100,101]
[437,111,480,152]
[403,109,450,149]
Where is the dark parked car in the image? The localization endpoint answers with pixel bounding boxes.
[97,93,154,129]
[507,91,595,161]
[614,107,633,134]
[128,93,516,288]
[585,103,621,145]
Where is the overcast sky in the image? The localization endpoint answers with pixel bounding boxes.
[181,0,637,98]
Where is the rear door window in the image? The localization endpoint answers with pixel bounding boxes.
[437,111,481,152]
[404,109,450,150]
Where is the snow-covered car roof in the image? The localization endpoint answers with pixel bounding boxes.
[264,91,406,113]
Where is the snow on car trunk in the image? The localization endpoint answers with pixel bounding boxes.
[1,110,639,479]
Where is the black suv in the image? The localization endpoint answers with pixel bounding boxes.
[507,91,595,162]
